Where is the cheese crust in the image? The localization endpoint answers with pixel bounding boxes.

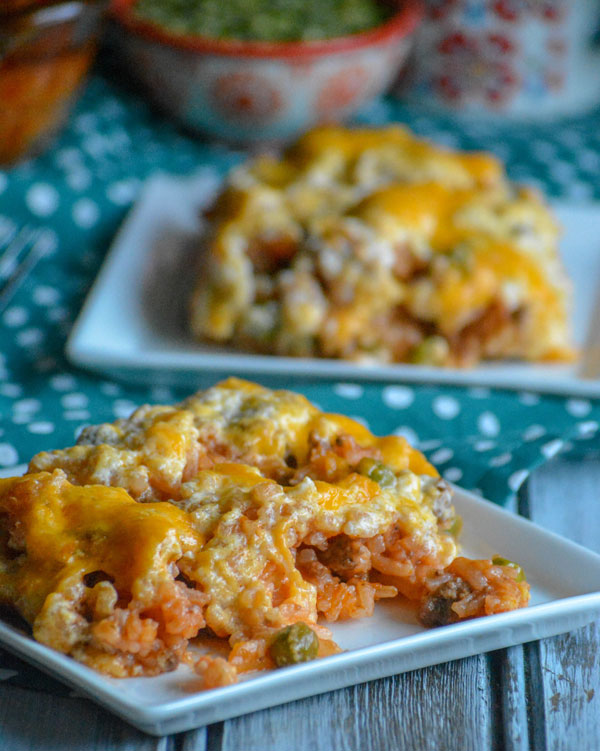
[0,379,529,686]
[190,126,573,367]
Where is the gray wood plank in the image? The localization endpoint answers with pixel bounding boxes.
[486,493,529,751]
[490,646,530,751]
[212,655,493,751]
[179,727,207,751]
[525,458,600,751]
[536,626,600,751]
[527,458,600,555]
[0,684,168,751]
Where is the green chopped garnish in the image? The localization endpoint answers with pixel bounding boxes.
[134,0,392,42]
[492,556,525,582]
[445,516,463,538]
[356,457,396,488]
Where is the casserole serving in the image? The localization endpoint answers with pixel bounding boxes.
[191,126,573,367]
[0,379,529,687]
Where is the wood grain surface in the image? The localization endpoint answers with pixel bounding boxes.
[1,458,599,751]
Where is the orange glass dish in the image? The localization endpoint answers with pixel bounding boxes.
[0,0,106,165]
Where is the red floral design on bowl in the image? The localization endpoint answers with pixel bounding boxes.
[209,72,283,124]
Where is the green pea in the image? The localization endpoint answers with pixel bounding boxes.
[357,457,378,476]
[492,556,525,582]
[444,516,463,538]
[356,458,396,488]
[410,336,449,366]
[450,245,474,272]
[270,622,319,667]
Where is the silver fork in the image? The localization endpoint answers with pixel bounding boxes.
[0,224,58,314]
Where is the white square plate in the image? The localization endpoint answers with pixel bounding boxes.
[1,484,600,735]
[66,173,600,396]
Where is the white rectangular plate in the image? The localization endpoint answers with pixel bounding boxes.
[1,484,600,736]
[66,173,600,396]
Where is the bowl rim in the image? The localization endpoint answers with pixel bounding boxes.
[111,0,423,58]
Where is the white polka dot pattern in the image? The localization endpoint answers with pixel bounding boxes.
[430,447,454,465]
[0,383,22,398]
[26,183,59,217]
[27,421,55,435]
[0,444,18,466]
[418,439,442,451]
[72,198,100,228]
[382,386,415,409]
[3,307,28,327]
[477,412,500,437]
[50,374,77,391]
[32,286,61,306]
[577,421,599,437]
[522,425,546,442]
[333,383,363,400]
[17,329,44,348]
[541,439,564,459]
[432,396,460,420]
[566,399,592,418]
[112,399,139,419]
[61,393,89,409]
[443,467,463,483]
[508,469,529,492]
[488,453,512,468]
[64,410,91,421]
[518,392,540,406]
[473,439,496,452]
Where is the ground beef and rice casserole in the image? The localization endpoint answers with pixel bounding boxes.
[190,126,573,367]
[0,379,529,687]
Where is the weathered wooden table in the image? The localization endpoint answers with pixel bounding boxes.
[1,457,598,751]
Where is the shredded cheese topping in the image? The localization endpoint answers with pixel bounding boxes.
[191,125,573,367]
[0,379,529,685]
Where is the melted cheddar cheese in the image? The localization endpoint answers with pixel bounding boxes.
[190,125,573,367]
[0,379,529,686]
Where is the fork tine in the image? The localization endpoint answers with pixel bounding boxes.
[0,229,54,314]
[0,217,18,254]
[0,225,38,281]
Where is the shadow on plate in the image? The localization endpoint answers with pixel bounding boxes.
[140,222,204,344]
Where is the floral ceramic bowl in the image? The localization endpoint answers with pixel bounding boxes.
[397,0,600,119]
[110,0,422,143]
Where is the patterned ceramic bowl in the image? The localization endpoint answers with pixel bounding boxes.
[397,0,600,119]
[111,0,422,143]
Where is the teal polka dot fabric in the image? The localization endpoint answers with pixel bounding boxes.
[1,73,600,505]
